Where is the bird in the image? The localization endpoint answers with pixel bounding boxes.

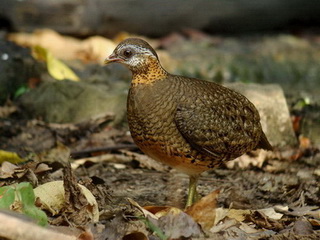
[104,38,272,207]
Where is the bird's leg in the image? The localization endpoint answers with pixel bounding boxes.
[186,175,199,208]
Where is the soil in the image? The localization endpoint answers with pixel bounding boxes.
[75,149,320,210]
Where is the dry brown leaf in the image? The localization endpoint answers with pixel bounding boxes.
[144,205,182,218]
[128,199,201,239]
[122,232,148,240]
[258,207,284,220]
[127,198,158,220]
[239,222,260,234]
[0,161,51,182]
[245,210,284,231]
[0,105,17,118]
[276,205,319,218]
[226,149,270,169]
[213,207,229,225]
[34,180,99,222]
[102,211,149,240]
[0,161,18,178]
[8,29,116,64]
[309,218,320,227]
[227,209,251,222]
[185,189,219,230]
[9,29,81,60]
[210,218,239,233]
[34,163,52,174]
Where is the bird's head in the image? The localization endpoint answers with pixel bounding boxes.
[104,38,160,73]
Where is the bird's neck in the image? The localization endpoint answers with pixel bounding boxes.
[131,58,168,86]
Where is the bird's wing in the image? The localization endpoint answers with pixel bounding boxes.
[174,96,261,160]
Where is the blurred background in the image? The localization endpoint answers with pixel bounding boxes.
[1,0,320,36]
[1,0,320,152]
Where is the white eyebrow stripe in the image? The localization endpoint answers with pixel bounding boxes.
[117,45,154,56]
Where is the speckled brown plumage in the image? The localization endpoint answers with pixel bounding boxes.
[105,38,272,206]
[128,73,272,174]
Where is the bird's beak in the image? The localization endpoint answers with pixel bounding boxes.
[104,53,123,65]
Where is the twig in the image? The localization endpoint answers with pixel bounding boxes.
[70,144,138,158]
[0,211,76,240]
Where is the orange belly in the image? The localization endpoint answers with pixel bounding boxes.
[137,141,210,176]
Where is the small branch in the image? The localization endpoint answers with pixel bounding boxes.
[70,144,138,158]
[0,211,76,240]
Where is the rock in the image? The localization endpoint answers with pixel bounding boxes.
[18,80,127,125]
[2,0,320,36]
[225,83,298,148]
[0,40,40,104]
[20,81,296,148]
[169,36,320,102]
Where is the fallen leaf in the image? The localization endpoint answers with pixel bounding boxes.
[0,150,25,164]
[9,29,82,60]
[213,207,229,225]
[185,189,219,230]
[309,218,320,227]
[276,205,319,218]
[227,209,251,222]
[0,161,18,178]
[122,232,148,240]
[9,29,116,64]
[245,210,284,231]
[0,105,17,118]
[226,149,270,169]
[210,218,239,233]
[128,199,201,239]
[104,211,150,240]
[127,198,158,220]
[46,52,79,81]
[144,205,182,218]
[258,207,284,220]
[34,180,99,222]
[33,45,79,81]
[33,163,52,174]
[239,222,260,234]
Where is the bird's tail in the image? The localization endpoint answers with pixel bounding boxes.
[256,132,273,151]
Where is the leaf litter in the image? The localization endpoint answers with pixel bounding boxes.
[0,114,319,239]
[0,30,320,239]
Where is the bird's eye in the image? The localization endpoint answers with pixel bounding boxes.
[123,49,132,58]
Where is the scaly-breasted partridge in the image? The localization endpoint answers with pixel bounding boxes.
[104,38,272,207]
